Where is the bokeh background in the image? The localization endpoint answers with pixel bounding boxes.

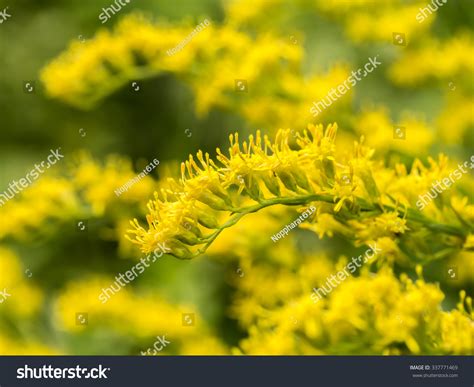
[0,0,473,355]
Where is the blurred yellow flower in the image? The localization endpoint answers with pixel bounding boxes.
[389,33,474,86]
[55,277,228,354]
[0,247,43,318]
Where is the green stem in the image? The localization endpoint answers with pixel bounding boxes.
[191,193,466,258]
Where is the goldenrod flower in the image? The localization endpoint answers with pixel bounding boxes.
[235,264,473,355]
[128,124,472,262]
[40,12,357,132]
[40,12,302,117]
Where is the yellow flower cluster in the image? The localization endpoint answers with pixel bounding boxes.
[389,33,474,86]
[71,152,156,216]
[55,277,227,355]
[0,175,78,240]
[353,106,434,155]
[227,0,472,149]
[41,14,300,113]
[225,0,433,45]
[440,291,474,354]
[437,91,474,145]
[0,247,43,318]
[236,265,473,355]
[0,153,155,246]
[0,247,53,354]
[385,30,474,147]
[200,208,473,355]
[312,0,434,43]
[128,124,472,265]
[40,13,357,130]
[11,0,473,357]
[40,2,474,153]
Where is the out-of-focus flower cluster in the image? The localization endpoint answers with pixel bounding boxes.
[41,4,473,158]
[0,154,229,354]
[40,13,354,132]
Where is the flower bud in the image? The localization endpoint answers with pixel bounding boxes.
[166,240,194,260]
[276,170,298,192]
[175,229,201,245]
[196,191,231,211]
[322,158,335,183]
[357,169,380,200]
[261,172,281,197]
[244,175,262,201]
[195,208,220,229]
[291,167,311,190]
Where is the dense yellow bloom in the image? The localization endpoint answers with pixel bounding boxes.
[0,248,52,355]
[229,252,335,329]
[348,5,432,43]
[40,12,361,132]
[440,292,474,354]
[128,124,472,263]
[235,265,473,355]
[241,65,352,129]
[348,211,409,244]
[7,0,473,357]
[227,0,433,45]
[196,202,473,355]
[128,124,338,258]
[41,13,302,118]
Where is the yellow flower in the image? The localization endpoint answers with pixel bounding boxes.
[0,176,78,240]
[0,335,57,355]
[127,124,344,258]
[41,12,302,120]
[0,247,43,318]
[300,211,352,239]
[55,277,228,354]
[233,262,472,355]
[225,0,284,26]
[0,152,157,248]
[353,106,434,156]
[72,152,156,216]
[437,92,474,145]
[389,33,474,86]
[440,291,474,354]
[129,125,471,264]
[313,0,433,43]
[348,212,408,245]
